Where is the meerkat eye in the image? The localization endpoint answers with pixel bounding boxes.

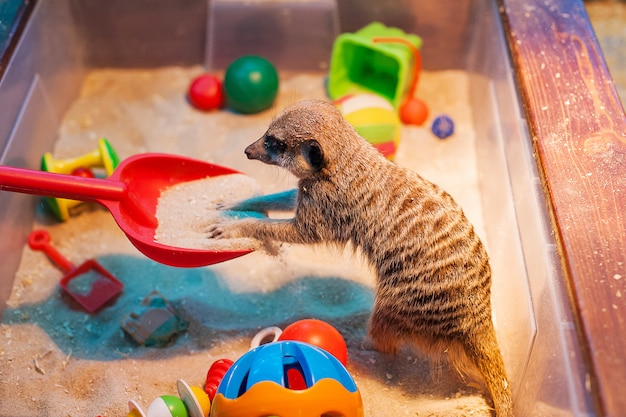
[264,135,287,154]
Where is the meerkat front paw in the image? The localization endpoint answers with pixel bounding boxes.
[206,222,241,239]
[207,218,258,239]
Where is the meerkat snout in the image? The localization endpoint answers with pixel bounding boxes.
[244,138,266,161]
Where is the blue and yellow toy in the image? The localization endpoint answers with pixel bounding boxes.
[210,341,363,417]
[40,138,120,221]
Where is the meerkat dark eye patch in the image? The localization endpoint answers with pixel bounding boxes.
[264,135,287,154]
[302,140,324,171]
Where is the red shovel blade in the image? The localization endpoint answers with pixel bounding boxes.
[28,229,124,313]
[59,259,124,313]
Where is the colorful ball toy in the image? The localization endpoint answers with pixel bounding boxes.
[223,55,279,114]
[335,93,401,160]
[211,341,363,417]
[188,74,223,111]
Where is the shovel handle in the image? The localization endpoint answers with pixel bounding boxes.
[28,230,75,273]
[0,165,126,201]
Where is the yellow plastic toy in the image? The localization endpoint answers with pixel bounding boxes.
[40,138,120,221]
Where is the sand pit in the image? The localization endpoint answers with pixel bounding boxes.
[0,66,494,416]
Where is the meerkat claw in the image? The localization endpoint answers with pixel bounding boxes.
[206,224,224,239]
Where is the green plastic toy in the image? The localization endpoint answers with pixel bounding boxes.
[328,22,422,110]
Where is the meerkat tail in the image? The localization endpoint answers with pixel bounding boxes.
[462,329,514,417]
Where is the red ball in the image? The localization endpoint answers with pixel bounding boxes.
[71,167,94,178]
[400,98,429,125]
[278,319,348,365]
[188,74,223,111]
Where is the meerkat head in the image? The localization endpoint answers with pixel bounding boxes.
[245,100,358,179]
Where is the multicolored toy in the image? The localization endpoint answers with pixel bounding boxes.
[40,138,120,221]
[210,341,363,417]
[223,55,279,114]
[27,229,124,313]
[335,93,401,160]
[126,379,210,417]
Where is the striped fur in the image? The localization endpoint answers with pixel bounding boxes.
[209,100,513,416]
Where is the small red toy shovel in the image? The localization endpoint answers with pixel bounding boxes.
[28,229,124,313]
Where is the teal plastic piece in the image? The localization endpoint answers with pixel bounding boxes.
[328,22,422,109]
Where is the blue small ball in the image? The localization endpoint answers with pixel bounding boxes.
[431,115,455,139]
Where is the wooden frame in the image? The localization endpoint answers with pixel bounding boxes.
[499,0,626,415]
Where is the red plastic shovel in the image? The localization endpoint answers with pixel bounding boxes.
[28,229,124,313]
[0,153,254,267]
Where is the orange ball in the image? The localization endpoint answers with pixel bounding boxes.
[278,319,348,365]
[400,98,428,125]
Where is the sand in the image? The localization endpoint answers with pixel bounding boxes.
[154,174,263,251]
[0,66,493,417]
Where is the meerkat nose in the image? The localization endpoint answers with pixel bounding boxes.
[245,138,265,160]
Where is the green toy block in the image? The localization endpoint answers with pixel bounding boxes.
[328,22,422,109]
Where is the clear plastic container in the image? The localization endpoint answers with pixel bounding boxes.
[0,0,594,415]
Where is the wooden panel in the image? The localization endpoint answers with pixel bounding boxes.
[499,0,626,415]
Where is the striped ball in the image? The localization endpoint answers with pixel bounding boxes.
[335,94,401,159]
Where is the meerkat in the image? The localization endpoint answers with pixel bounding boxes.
[208,99,513,417]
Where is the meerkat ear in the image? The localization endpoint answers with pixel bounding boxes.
[302,140,325,171]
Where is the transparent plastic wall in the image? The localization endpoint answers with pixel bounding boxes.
[467,1,594,415]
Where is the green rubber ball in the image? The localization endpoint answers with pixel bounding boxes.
[223,55,279,114]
